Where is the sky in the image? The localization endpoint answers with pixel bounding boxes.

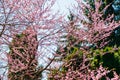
[52,0,77,19]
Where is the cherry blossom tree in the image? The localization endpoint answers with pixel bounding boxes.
[66,0,120,49]
[48,0,120,80]
[8,27,39,80]
[0,0,63,79]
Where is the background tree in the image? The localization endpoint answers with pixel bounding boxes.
[112,0,120,20]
